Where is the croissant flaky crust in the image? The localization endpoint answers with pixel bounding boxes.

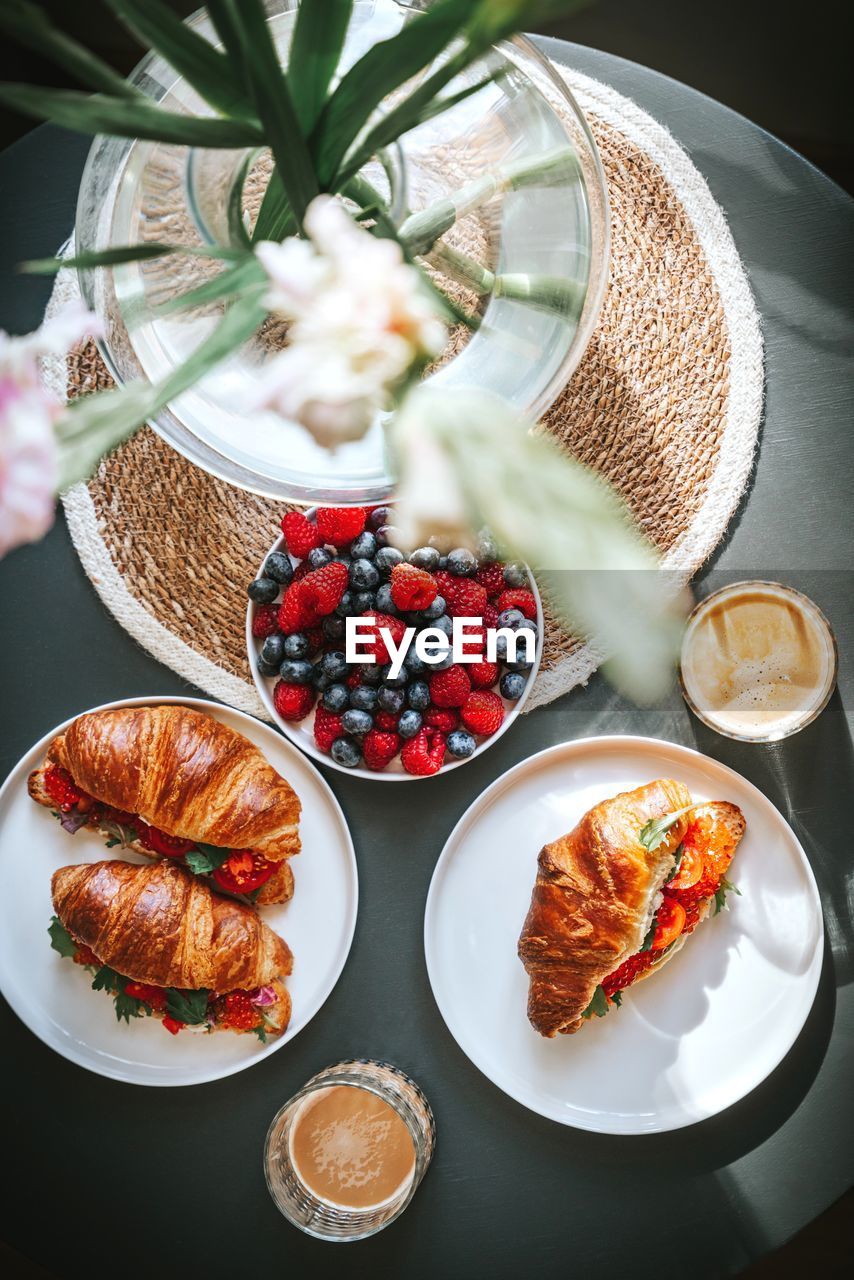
[45,705,301,860]
[518,779,693,1037]
[52,860,293,991]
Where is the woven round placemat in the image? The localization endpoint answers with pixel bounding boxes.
[43,65,763,720]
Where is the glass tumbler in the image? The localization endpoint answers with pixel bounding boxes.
[264,1059,435,1241]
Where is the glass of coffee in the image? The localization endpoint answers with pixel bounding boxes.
[679,581,838,741]
[264,1059,435,1242]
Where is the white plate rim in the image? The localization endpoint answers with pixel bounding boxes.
[246,531,544,781]
[0,694,358,1086]
[423,733,825,1132]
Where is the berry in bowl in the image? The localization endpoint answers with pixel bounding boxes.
[246,506,543,780]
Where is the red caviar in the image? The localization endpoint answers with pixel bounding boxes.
[211,991,263,1032]
[43,765,90,812]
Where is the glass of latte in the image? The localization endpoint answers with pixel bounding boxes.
[679,581,837,741]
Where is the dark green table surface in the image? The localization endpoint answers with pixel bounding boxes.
[1,39,852,1280]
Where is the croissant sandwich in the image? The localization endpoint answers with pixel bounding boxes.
[29,705,301,905]
[49,859,293,1040]
[518,779,745,1036]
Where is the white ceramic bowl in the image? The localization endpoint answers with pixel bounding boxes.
[246,532,544,781]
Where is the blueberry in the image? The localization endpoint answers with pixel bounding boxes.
[380,663,408,689]
[368,505,393,531]
[260,634,286,667]
[331,737,361,768]
[500,671,526,700]
[342,709,373,737]
[493,634,509,662]
[431,649,454,671]
[498,608,526,631]
[507,653,534,672]
[350,531,377,560]
[409,546,441,571]
[503,561,527,588]
[307,547,334,570]
[350,558,380,591]
[321,650,350,681]
[407,680,430,710]
[352,590,376,613]
[404,649,427,676]
[279,659,314,684]
[377,686,405,714]
[420,594,446,621]
[431,615,453,638]
[322,614,345,641]
[311,665,332,691]
[360,663,384,686]
[375,524,401,549]
[257,657,280,678]
[447,548,477,577]
[336,590,358,618]
[248,577,278,604]
[375,583,399,614]
[476,529,498,563]
[447,729,476,758]
[437,555,448,570]
[375,546,404,576]
[398,710,422,739]
[263,551,293,585]
[283,633,309,659]
[350,685,378,712]
[323,683,350,713]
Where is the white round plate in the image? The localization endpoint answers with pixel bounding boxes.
[247,532,544,781]
[424,736,824,1133]
[0,696,358,1086]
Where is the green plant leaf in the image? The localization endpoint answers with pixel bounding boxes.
[250,167,297,245]
[288,0,354,132]
[154,255,266,318]
[0,0,140,98]
[21,242,248,275]
[102,0,254,120]
[55,289,266,489]
[0,83,264,147]
[581,985,610,1019]
[638,807,697,853]
[224,0,318,229]
[165,988,210,1025]
[48,916,77,959]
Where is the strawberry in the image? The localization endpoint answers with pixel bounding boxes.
[314,706,344,752]
[461,689,504,736]
[496,588,537,620]
[278,582,309,634]
[429,665,471,708]
[281,511,322,558]
[374,710,400,731]
[299,561,348,623]
[469,659,500,688]
[363,729,401,771]
[476,562,506,598]
[423,706,459,732]
[401,727,447,776]
[274,680,315,721]
[251,603,279,639]
[445,580,488,618]
[316,506,367,547]
[390,563,438,612]
[358,611,407,665]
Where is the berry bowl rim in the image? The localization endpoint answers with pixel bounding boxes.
[245,527,544,782]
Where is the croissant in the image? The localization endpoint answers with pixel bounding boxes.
[29,705,301,904]
[51,860,292,1038]
[518,779,745,1036]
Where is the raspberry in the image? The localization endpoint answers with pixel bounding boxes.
[423,706,459,732]
[481,602,499,629]
[292,559,312,580]
[251,603,279,638]
[281,511,322,558]
[305,627,324,654]
[434,569,458,601]
[461,689,504,736]
[429,665,471,708]
[278,582,308,634]
[316,506,367,547]
[357,611,407,665]
[314,706,344,752]
[390,563,438,611]
[469,660,500,688]
[401,727,447,776]
[212,990,262,1032]
[346,669,362,689]
[476,562,506,598]
[496,588,537,620]
[273,680,315,721]
[363,729,401,771]
[374,710,399,731]
[446,580,488,618]
[298,561,348,624]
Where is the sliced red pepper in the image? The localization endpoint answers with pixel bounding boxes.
[125,982,167,1011]
[162,1016,185,1035]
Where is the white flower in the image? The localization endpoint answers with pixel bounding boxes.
[253,196,446,447]
[0,302,101,559]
